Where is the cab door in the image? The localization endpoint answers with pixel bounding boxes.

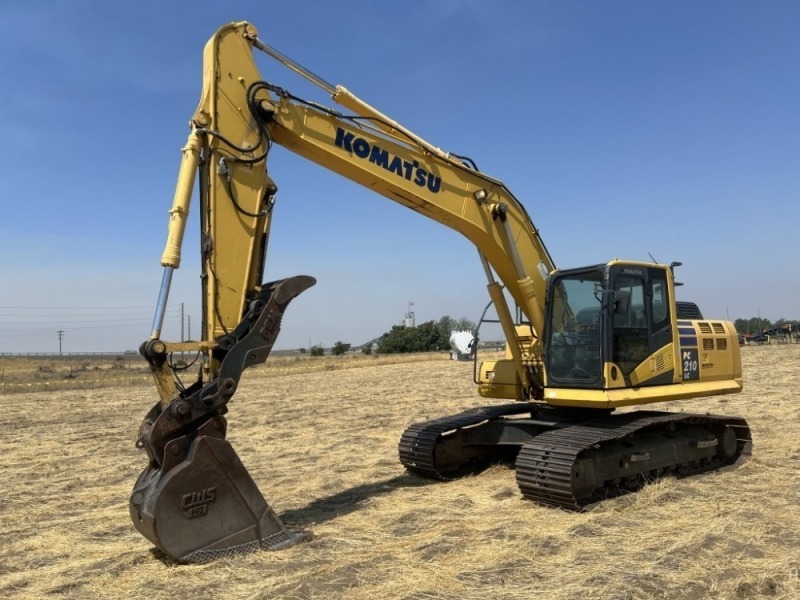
[608,265,673,386]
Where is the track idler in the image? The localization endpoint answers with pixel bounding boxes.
[131,276,315,563]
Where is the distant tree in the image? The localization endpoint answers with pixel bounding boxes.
[435,315,476,348]
[774,318,799,331]
[377,319,450,354]
[733,318,750,334]
[376,315,481,355]
[436,316,458,345]
[377,324,416,354]
[361,344,372,355]
[331,341,351,356]
[455,317,476,332]
[310,345,325,356]
[417,320,445,351]
[733,317,781,334]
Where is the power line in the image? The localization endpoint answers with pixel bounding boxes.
[2,309,186,318]
[0,314,179,327]
[0,305,152,310]
[0,305,189,327]
[0,316,169,326]
[0,323,180,335]
[0,310,155,317]
[0,303,194,351]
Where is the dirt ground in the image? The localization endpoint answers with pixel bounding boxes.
[1,345,799,599]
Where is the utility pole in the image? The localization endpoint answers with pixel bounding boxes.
[180,302,185,342]
[57,330,64,355]
[187,315,191,341]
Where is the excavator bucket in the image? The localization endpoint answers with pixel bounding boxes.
[131,276,315,563]
[130,415,308,563]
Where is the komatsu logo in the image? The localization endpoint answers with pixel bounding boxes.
[334,127,442,193]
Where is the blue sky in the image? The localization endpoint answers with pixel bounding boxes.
[0,1,797,353]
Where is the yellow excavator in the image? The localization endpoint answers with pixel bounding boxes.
[131,22,751,563]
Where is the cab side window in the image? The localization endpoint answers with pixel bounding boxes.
[612,275,648,375]
[649,272,672,350]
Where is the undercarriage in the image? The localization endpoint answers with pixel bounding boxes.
[399,403,751,510]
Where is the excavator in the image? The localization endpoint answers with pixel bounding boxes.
[131,22,751,563]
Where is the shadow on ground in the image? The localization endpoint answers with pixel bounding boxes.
[279,473,434,526]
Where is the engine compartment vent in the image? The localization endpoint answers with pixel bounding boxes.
[676,301,703,320]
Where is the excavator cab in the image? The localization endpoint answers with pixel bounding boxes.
[544,261,675,389]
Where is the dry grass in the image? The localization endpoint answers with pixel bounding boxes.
[0,352,458,394]
[1,346,799,599]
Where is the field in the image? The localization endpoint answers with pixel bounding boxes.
[1,346,799,599]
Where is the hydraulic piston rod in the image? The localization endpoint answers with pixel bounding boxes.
[150,267,174,340]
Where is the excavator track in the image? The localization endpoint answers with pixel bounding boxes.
[515,411,751,511]
[401,406,751,510]
[399,403,533,479]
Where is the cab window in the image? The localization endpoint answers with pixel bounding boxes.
[612,275,648,375]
